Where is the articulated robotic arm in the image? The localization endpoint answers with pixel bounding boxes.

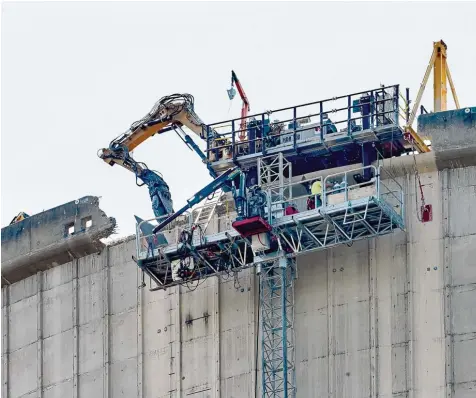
[98,94,216,219]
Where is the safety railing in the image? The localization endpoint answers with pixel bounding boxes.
[136,213,192,259]
[136,208,240,259]
[322,165,404,220]
[136,166,404,260]
[203,85,400,163]
[323,166,378,207]
[377,165,405,220]
[265,176,324,223]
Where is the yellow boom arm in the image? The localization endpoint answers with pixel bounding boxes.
[98,94,210,175]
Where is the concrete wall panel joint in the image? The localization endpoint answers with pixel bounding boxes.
[442,169,454,397]
[37,272,43,398]
[2,286,10,397]
[137,268,144,398]
[369,239,379,398]
[72,259,79,398]
[213,277,220,398]
[103,247,110,398]
[174,285,182,398]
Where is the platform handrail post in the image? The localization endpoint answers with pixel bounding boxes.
[344,170,349,202]
[323,175,329,207]
[395,84,400,126]
[262,113,267,156]
[347,95,352,136]
[377,165,381,199]
[319,102,324,140]
[293,107,297,151]
[231,120,236,161]
[205,125,210,161]
[370,90,375,129]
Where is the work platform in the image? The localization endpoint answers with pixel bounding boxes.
[135,165,404,290]
[204,85,408,176]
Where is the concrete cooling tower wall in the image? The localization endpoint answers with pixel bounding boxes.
[2,107,476,398]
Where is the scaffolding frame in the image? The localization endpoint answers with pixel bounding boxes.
[258,153,292,189]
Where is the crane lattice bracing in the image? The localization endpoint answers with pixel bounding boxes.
[258,153,292,205]
[257,154,297,397]
[260,256,296,398]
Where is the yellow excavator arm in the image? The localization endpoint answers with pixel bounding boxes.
[98,94,210,175]
[98,93,218,220]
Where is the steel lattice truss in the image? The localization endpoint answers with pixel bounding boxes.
[259,256,296,398]
[258,153,292,194]
[272,197,404,255]
[136,195,404,290]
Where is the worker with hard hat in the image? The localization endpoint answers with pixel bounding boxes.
[307,178,332,210]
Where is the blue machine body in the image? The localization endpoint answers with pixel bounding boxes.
[245,118,271,156]
[137,169,174,219]
[152,166,242,234]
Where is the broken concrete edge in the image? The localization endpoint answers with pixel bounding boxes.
[101,233,136,247]
[384,107,476,177]
[1,195,117,286]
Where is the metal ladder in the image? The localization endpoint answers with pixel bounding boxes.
[193,189,225,233]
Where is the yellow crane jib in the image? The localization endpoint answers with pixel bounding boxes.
[407,40,460,128]
[402,39,462,154]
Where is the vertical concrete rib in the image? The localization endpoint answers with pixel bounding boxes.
[2,286,10,397]
[248,270,257,398]
[73,259,79,397]
[37,272,43,398]
[442,169,454,398]
[137,269,144,398]
[103,248,110,398]
[369,239,378,398]
[213,277,220,398]
[405,173,415,398]
[174,285,182,398]
[168,287,175,397]
[327,250,334,398]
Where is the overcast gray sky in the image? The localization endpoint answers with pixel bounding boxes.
[2,1,476,238]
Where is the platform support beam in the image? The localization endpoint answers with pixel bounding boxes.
[362,143,376,181]
[259,255,296,398]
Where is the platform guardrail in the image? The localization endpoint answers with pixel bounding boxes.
[136,165,404,261]
[204,85,400,162]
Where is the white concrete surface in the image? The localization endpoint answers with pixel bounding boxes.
[2,165,476,398]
